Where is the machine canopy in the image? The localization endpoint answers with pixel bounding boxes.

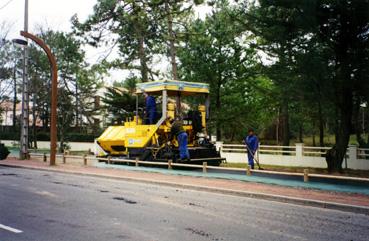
[136,80,209,96]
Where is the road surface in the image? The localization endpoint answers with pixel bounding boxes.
[1,166,369,241]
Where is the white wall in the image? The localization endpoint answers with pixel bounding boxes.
[225,152,328,168]
[219,143,369,170]
[1,140,94,152]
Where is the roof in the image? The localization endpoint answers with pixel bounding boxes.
[136,80,209,96]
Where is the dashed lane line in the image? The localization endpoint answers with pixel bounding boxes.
[0,224,23,233]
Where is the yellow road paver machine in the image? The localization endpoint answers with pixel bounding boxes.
[96,80,224,165]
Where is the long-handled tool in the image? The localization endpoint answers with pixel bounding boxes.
[245,144,263,170]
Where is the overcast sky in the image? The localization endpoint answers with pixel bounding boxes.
[0,0,213,82]
[0,0,95,39]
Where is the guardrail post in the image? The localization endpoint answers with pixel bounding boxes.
[168,159,172,170]
[215,141,223,152]
[296,143,304,159]
[303,169,309,182]
[62,152,66,164]
[83,154,87,166]
[348,145,357,168]
[43,153,47,162]
[135,158,139,167]
[108,156,111,165]
[202,162,207,173]
[246,165,251,176]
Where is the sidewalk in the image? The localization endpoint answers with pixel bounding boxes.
[1,157,369,214]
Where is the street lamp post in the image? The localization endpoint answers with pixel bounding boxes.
[18,31,58,166]
[19,0,29,159]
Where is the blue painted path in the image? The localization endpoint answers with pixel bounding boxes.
[95,163,369,196]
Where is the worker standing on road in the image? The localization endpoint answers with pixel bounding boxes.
[144,92,156,124]
[171,120,190,161]
[245,128,259,169]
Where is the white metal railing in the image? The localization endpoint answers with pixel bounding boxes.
[221,144,246,153]
[221,144,296,155]
[358,148,369,159]
[220,143,369,161]
[259,145,296,155]
[303,146,331,156]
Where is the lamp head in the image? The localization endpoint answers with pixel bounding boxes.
[12,38,28,47]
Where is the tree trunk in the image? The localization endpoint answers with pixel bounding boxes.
[75,80,79,127]
[326,91,352,173]
[138,36,148,82]
[59,132,64,153]
[165,0,177,80]
[318,100,324,147]
[12,63,17,130]
[298,124,303,143]
[276,108,280,145]
[216,87,221,141]
[353,99,365,147]
[326,4,355,173]
[281,99,290,146]
[131,2,149,82]
[58,121,65,153]
[32,93,38,149]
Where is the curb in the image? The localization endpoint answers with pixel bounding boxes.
[1,163,369,215]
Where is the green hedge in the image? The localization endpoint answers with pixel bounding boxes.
[0,132,20,141]
[1,131,99,142]
[65,133,98,142]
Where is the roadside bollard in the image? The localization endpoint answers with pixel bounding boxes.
[304,169,309,182]
[246,165,251,176]
[108,156,111,165]
[43,153,47,162]
[135,158,139,167]
[83,154,87,166]
[168,159,172,170]
[62,152,66,164]
[202,162,207,173]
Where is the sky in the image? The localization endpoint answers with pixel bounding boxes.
[0,0,138,82]
[0,0,214,83]
[0,0,95,39]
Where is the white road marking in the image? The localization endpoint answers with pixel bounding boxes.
[0,224,23,233]
[34,190,57,198]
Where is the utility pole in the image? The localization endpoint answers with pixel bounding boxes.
[20,0,29,159]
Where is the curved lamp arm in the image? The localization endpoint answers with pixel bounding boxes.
[21,31,58,166]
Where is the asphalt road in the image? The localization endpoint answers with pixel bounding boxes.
[1,167,369,241]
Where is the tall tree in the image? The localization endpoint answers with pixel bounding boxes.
[178,0,259,140]
[239,0,369,171]
[150,0,203,79]
[317,0,369,171]
[102,75,144,124]
[72,0,161,82]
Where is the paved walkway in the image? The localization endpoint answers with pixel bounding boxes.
[1,157,369,214]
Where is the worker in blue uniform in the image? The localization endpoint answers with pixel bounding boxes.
[144,92,156,124]
[245,128,259,169]
[177,131,190,161]
[171,120,190,161]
